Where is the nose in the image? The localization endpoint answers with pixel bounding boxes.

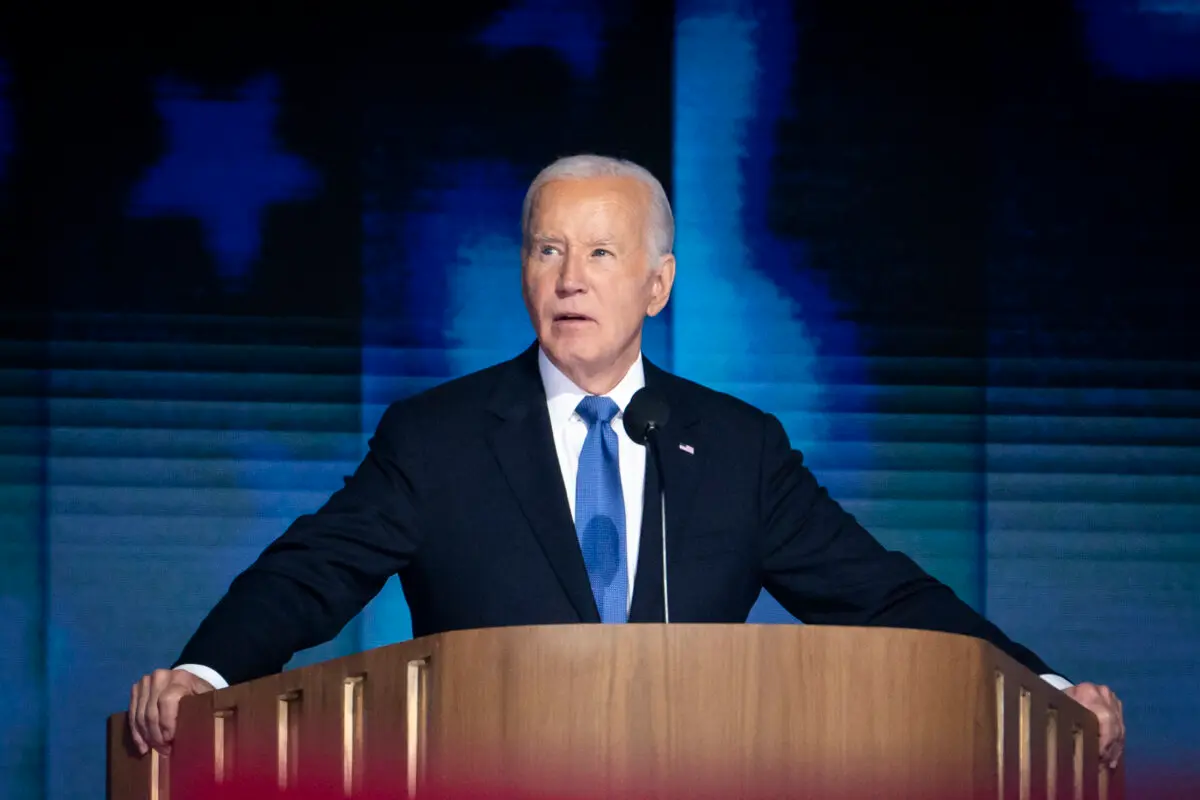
[555,250,587,296]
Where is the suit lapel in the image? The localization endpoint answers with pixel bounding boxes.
[486,345,600,623]
[628,360,703,622]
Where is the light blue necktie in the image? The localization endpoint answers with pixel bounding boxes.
[575,395,628,623]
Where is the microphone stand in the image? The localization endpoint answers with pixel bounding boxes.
[644,423,669,624]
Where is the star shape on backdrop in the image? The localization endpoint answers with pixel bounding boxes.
[128,74,321,291]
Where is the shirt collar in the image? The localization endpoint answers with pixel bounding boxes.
[538,346,646,424]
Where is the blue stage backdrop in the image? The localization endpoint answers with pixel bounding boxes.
[0,2,1198,798]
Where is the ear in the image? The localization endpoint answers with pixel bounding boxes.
[646,253,676,318]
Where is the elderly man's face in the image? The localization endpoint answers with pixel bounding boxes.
[522,176,674,391]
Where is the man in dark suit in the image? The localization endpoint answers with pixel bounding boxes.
[129,154,1124,766]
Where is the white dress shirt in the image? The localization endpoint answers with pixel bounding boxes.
[177,347,1070,693]
[539,347,646,603]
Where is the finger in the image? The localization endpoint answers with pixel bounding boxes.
[1098,709,1119,762]
[134,676,153,750]
[1107,735,1123,769]
[144,670,173,749]
[1111,702,1126,768]
[1104,695,1124,766]
[128,683,148,755]
[1099,726,1114,759]
[156,686,185,749]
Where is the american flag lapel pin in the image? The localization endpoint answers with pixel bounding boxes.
[678,443,695,455]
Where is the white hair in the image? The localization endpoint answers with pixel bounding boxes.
[521,154,675,258]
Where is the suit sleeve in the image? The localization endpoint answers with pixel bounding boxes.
[756,412,1060,678]
[174,403,424,685]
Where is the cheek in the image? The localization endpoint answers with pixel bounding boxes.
[522,274,548,305]
[526,285,560,329]
[620,283,653,317]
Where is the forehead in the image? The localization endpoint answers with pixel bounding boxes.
[528,176,650,234]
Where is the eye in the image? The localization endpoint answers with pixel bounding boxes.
[540,245,560,256]
[592,248,612,257]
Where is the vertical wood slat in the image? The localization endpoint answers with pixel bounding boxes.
[213,709,235,786]
[277,691,302,791]
[149,749,169,800]
[406,659,429,799]
[1019,689,1031,800]
[1046,709,1059,800]
[996,671,1006,800]
[343,676,365,797]
[996,669,1022,800]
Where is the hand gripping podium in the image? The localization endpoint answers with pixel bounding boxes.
[108,625,1122,799]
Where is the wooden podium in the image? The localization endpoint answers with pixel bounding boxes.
[108,625,1121,799]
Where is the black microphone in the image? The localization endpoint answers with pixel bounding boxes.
[624,388,672,623]
[624,387,670,445]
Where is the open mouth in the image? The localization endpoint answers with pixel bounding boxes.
[553,313,593,323]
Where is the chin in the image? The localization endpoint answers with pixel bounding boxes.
[543,342,606,371]
[546,345,594,366]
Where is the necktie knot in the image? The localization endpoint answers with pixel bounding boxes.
[576,395,620,427]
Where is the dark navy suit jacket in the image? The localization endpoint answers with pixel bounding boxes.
[177,344,1056,685]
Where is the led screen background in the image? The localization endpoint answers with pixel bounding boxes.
[0,2,1197,797]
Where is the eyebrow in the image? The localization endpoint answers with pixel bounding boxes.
[531,234,621,248]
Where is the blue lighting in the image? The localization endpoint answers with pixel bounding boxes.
[674,0,864,622]
[477,0,608,79]
[1079,0,1200,79]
